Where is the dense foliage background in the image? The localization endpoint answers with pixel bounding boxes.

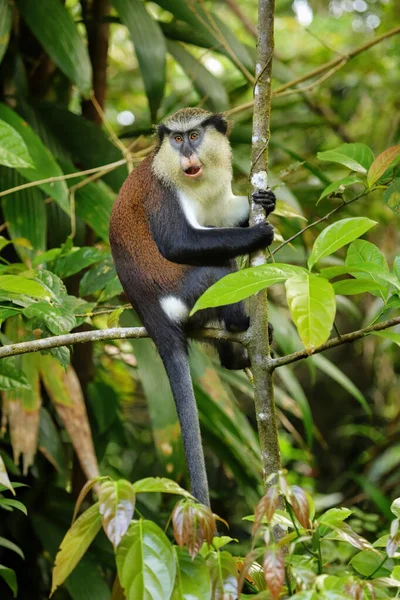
[0,0,398,598]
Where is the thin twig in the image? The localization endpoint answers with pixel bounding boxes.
[224,0,257,38]
[271,317,400,369]
[274,59,347,98]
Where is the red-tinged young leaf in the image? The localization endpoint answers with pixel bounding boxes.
[72,477,103,524]
[367,144,400,187]
[330,522,374,551]
[51,503,102,596]
[289,485,311,529]
[345,581,364,600]
[237,551,262,593]
[206,551,238,600]
[278,473,290,499]
[99,479,136,549]
[253,487,280,535]
[263,546,285,600]
[386,532,400,558]
[0,455,15,495]
[116,520,176,600]
[172,500,215,559]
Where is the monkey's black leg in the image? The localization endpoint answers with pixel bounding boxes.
[220,300,249,332]
[217,340,250,370]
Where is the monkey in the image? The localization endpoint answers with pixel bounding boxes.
[109,108,275,507]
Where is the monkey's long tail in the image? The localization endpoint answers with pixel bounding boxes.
[159,342,210,507]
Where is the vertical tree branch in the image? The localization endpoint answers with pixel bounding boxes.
[248,0,282,495]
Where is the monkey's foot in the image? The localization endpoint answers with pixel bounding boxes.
[252,189,276,217]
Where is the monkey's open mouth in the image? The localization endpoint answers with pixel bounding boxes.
[184,165,203,178]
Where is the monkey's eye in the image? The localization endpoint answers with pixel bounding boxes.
[190,131,199,141]
[174,135,183,143]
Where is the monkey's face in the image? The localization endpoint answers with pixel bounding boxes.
[169,129,205,180]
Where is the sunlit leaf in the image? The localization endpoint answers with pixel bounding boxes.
[172,547,212,600]
[192,264,305,314]
[318,175,363,202]
[111,0,166,119]
[116,520,176,600]
[372,331,400,346]
[318,507,352,527]
[346,239,390,300]
[308,217,377,269]
[367,144,400,187]
[384,178,400,216]
[285,272,336,348]
[275,200,307,220]
[0,357,30,392]
[99,479,136,549]
[23,302,76,335]
[15,0,92,96]
[0,275,49,299]
[317,143,374,173]
[333,278,387,295]
[132,477,193,498]
[0,120,33,168]
[51,503,102,596]
[0,455,15,495]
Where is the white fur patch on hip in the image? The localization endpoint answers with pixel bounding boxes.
[160,296,190,322]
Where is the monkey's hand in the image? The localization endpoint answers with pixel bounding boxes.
[254,222,274,247]
[252,189,276,217]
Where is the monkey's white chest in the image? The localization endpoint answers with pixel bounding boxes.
[177,189,248,229]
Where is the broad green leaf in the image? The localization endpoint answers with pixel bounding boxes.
[394,256,400,281]
[172,547,212,600]
[0,357,30,392]
[311,355,370,415]
[0,565,17,598]
[308,217,377,270]
[75,181,114,242]
[111,0,166,120]
[372,331,400,346]
[317,143,374,173]
[0,537,24,559]
[275,200,307,220]
[0,0,12,65]
[0,455,15,494]
[99,480,136,549]
[15,0,92,96]
[0,120,33,168]
[350,550,391,577]
[38,407,67,473]
[132,477,193,498]
[384,178,400,216]
[23,302,76,335]
[285,272,336,348]
[0,498,27,514]
[0,167,47,263]
[346,239,390,300]
[318,507,352,527]
[367,145,400,187]
[0,275,49,298]
[80,257,117,296]
[40,355,73,407]
[206,551,238,600]
[0,104,69,212]
[318,175,363,202]
[52,247,106,279]
[51,503,102,596]
[191,264,306,314]
[320,264,400,291]
[116,520,176,600]
[333,278,387,295]
[167,41,228,113]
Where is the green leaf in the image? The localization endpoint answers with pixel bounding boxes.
[394,256,400,281]
[0,498,27,514]
[75,181,114,242]
[308,217,377,270]
[38,407,67,473]
[172,547,212,600]
[0,357,30,391]
[346,239,390,300]
[391,499,400,519]
[367,145,400,187]
[275,200,307,220]
[0,455,15,495]
[333,278,387,295]
[0,536,24,559]
[206,551,238,599]
[132,477,193,498]
[320,264,400,291]
[0,104,69,212]
[318,507,352,527]
[51,503,102,596]
[0,120,33,168]
[111,0,166,120]
[99,480,136,549]
[15,0,92,96]
[285,272,336,348]
[0,275,49,299]
[116,520,176,600]
[191,264,306,314]
[0,167,47,263]
[167,41,228,112]
[384,178,400,216]
[0,0,12,65]
[318,175,363,202]
[23,302,76,335]
[0,565,17,598]
[372,331,400,346]
[351,550,390,577]
[79,257,117,296]
[52,247,106,279]
[317,143,374,173]
[311,355,370,415]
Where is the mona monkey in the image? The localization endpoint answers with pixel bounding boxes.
[109,108,275,507]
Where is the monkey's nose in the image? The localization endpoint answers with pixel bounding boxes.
[181,155,203,178]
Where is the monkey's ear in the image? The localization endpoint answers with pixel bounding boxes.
[203,114,230,135]
[157,124,171,142]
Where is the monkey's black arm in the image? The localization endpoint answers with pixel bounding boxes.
[149,202,274,266]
